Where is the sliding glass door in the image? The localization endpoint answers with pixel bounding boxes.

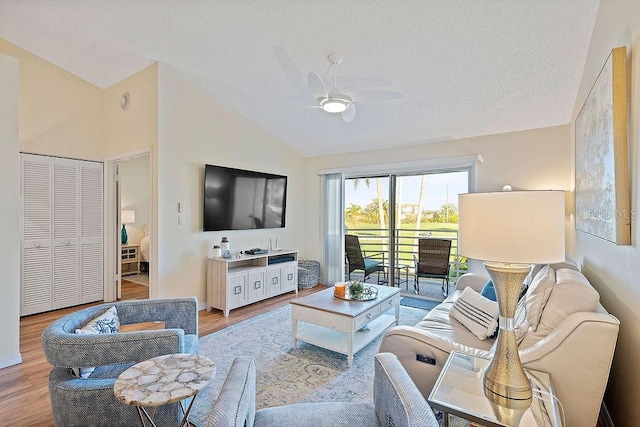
[344,170,468,296]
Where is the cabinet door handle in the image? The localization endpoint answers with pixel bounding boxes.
[287,273,294,280]
[389,299,393,305]
[254,281,262,289]
[272,277,279,285]
[234,286,242,295]
[35,243,41,248]
[65,241,70,246]
[366,313,372,320]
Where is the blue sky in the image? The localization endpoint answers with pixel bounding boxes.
[344,171,468,210]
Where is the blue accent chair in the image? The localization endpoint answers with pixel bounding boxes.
[42,298,199,426]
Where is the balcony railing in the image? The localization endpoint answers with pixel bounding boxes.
[346,227,468,284]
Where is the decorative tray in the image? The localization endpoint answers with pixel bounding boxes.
[334,285,378,301]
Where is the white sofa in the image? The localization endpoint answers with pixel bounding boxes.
[379,260,619,427]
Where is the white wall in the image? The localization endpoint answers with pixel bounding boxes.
[571,2,640,424]
[303,125,572,263]
[120,155,151,245]
[156,63,305,303]
[0,54,21,368]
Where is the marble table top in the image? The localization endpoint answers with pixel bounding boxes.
[114,353,215,407]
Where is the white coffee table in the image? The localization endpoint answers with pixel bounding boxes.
[290,284,400,366]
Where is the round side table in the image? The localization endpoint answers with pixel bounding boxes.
[114,353,215,427]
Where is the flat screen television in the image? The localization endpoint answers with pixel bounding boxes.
[203,164,287,231]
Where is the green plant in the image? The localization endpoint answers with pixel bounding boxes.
[347,280,365,299]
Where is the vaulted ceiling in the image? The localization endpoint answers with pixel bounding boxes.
[0,1,600,156]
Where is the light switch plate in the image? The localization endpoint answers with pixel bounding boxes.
[178,202,185,213]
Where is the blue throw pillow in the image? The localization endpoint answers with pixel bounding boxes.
[480,279,497,301]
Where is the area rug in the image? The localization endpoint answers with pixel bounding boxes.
[191,304,465,426]
[400,296,440,311]
[122,272,148,285]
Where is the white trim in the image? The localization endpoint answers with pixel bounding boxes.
[104,147,151,162]
[0,353,22,369]
[317,154,483,176]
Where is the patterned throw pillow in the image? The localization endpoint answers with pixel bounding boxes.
[77,306,120,334]
[72,306,120,378]
[450,287,499,340]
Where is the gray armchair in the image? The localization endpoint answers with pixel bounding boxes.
[42,298,199,427]
[253,353,438,427]
[205,356,257,427]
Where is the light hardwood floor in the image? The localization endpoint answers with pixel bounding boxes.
[0,281,323,426]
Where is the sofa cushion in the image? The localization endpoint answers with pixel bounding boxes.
[522,256,578,296]
[450,287,498,340]
[415,291,495,351]
[524,265,555,331]
[536,268,600,335]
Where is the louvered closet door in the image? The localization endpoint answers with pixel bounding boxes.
[52,159,80,310]
[80,161,103,303]
[21,155,52,316]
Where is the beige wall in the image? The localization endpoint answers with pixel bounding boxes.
[103,63,158,158]
[303,125,572,263]
[571,2,640,425]
[156,63,306,303]
[0,54,21,368]
[0,39,104,161]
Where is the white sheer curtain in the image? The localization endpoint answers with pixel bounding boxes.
[322,173,344,286]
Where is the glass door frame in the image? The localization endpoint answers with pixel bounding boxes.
[344,167,472,288]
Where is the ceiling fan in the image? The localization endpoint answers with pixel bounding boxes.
[308,54,401,123]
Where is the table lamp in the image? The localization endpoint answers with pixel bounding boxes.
[458,190,565,401]
[121,210,136,244]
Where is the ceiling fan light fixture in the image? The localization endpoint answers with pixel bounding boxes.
[321,98,349,113]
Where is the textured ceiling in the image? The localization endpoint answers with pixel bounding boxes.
[0,1,600,157]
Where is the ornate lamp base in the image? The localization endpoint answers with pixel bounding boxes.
[483,262,533,401]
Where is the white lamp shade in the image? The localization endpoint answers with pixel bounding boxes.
[121,210,136,224]
[458,191,565,264]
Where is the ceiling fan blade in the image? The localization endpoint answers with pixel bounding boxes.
[308,72,328,100]
[342,103,357,123]
[346,90,402,102]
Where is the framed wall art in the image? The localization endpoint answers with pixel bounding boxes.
[575,46,630,245]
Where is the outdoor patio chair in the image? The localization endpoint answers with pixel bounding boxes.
[345,234,385,283]
[413,238,452,297]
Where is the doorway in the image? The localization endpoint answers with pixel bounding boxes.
[118,155,151,300]
[104,148,153,302]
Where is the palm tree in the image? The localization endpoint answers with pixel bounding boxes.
[376,178,387,254]
[345,203,363,228]
[352,177,371,190]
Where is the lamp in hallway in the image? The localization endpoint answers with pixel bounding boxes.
[458,190,565,402]
[121,210,136,245]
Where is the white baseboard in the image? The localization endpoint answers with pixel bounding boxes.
[0,352,22,369]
